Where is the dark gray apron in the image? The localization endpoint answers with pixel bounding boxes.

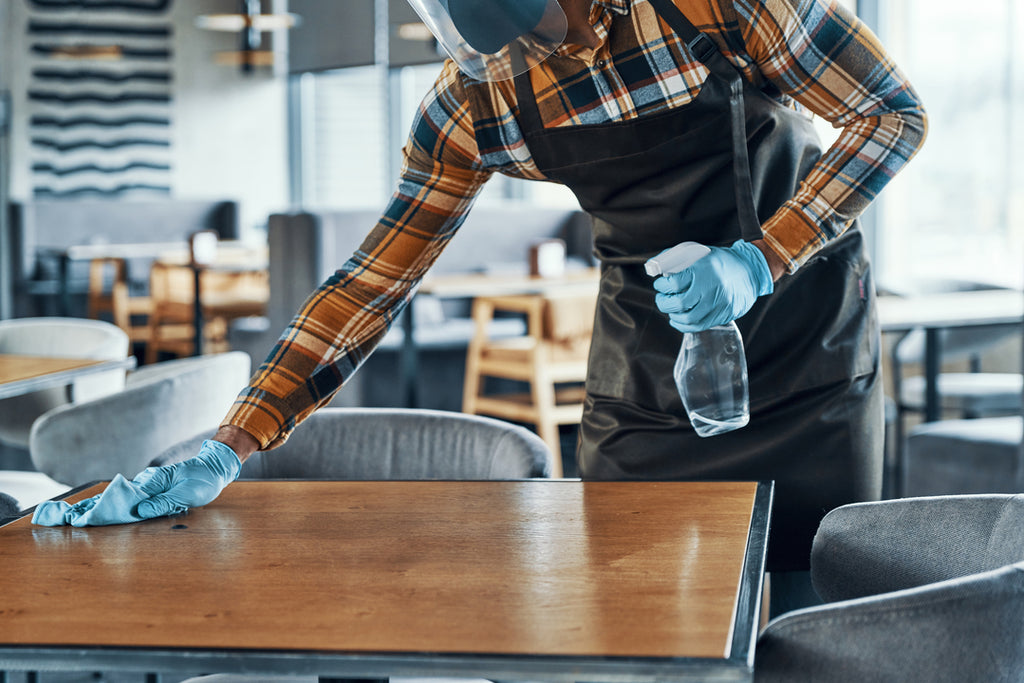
[489,0,883,570]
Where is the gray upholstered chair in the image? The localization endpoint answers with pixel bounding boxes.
[0,317,130,449]
[0,492,20,522]
[154,406,555,480]
[166,406,553,683]
[903,416,1023,496]
[755,494,1024,682]
[28,351,252,487]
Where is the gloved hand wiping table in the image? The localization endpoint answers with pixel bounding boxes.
[32,440,241,527]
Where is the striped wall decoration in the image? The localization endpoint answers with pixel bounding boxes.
[25,0,175,198]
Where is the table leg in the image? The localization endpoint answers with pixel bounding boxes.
[400,300,419,408]
[192,266,204,357]
[923,327,941,422]
[891,326,942,498]
[59,253,71,316]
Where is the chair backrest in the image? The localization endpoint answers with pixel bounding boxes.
[810,493,1024,602]
[0,492,19,521]
[756,494,1024,682]
[0,317,130,448]
[29,351,251,486]
[757,561,1024,682]
[153,407,555,480]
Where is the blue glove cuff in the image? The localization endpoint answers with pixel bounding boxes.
[731,239,774,297]
[199,439,243,484]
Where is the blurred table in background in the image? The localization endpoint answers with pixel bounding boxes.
[402,267,601,407]
[878,288,1024,422]
[0,354,136,400]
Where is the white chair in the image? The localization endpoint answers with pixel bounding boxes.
[0,317,130,449]
[28,351,252,487]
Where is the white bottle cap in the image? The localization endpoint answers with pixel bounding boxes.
[644,242,711,276]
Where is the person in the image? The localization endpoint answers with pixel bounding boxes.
[36,0,926,612]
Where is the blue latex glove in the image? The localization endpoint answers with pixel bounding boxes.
[652,240,774,332]
[31,440,241,527]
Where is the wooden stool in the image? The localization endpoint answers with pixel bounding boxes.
[462,287,598,477]
[87,257,152,349]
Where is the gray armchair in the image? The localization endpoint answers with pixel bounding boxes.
[904,416,1023,496]
[28,351,251,487]
[154,406,555,480]
[755,494,1024,682]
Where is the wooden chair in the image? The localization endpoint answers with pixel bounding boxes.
[462,286,598,477]
[146,233,269,364]
[86,257,153,348]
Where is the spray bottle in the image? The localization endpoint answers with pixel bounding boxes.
[645,242,750,437]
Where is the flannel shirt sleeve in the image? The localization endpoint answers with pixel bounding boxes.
[221,63,491,449]
[718,0,928,270]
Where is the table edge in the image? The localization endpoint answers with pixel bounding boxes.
[728,480,773,669]
[0,479,770,683]
[0,356,137,400]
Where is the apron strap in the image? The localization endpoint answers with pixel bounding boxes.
[513,0,763,243]
[512,46,545,135]
[644,0,763,243]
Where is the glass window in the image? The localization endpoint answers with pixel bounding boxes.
[292,62,579,211]
[868,0,1023,290]
[296,65,389,208]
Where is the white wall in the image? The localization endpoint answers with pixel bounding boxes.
[4,0,289,240]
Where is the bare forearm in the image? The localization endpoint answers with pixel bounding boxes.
[213,425,260,463]
[752,239,787,283]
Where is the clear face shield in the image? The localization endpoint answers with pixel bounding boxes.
[406,0,568,82]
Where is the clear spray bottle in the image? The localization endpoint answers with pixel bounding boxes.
[645,242,750,437]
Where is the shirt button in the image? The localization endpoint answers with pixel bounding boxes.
[597,59,607,68]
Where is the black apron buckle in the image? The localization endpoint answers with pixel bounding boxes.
[687,33,717,65]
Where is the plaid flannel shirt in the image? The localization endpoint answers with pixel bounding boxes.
[224,0,927,449]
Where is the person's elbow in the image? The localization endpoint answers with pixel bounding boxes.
[889,87,929,160]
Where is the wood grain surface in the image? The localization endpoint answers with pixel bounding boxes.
[1,480,757,660]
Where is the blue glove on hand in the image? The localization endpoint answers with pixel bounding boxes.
[652,240,774,333]
[131,440,242,519]
[31,440,241,527]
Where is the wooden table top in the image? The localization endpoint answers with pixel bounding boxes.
[0,354,136,400]
[0,480,770,681]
